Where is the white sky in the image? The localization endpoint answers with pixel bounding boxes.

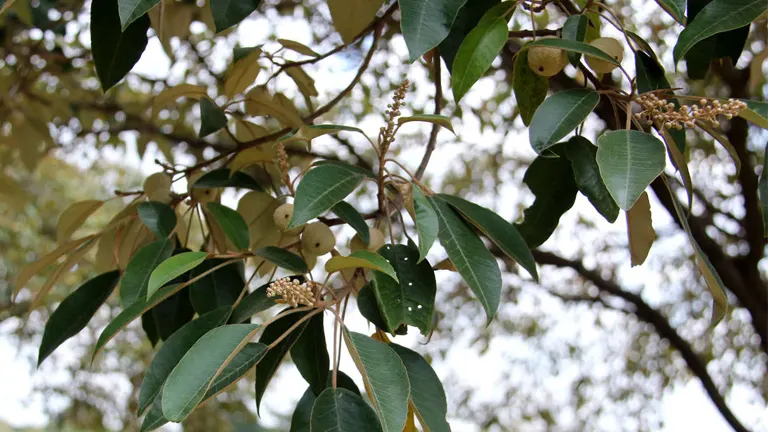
[2,3,768,431]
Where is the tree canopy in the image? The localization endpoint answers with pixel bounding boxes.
[1,0,767,430]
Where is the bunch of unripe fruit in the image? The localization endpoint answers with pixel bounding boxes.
[527,36,623,76]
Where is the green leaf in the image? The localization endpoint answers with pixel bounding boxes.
[436,194,538,281]
[529,89,600,154]
[289,164,366,228]
[369,245,436,335]
[759,145,768,236]
[198,97,228,138]
[137,307,231,416]
[118,0,159,29]
[326,250,399,282]
[310,388,383,432]
[152,286,196,341]
[138,202,177,238]
[596,130,666,211]
[524,38,620,66]
[161,323,260,421]
[427,196,501,322]
[253,246,308,273]
[290,313,329,396]
[654,0,686,23]
[312,160,377,180]
[627,192,656,267]
[562,15,588,65]
[191,168,264,191]
[515,151,578,248]
[357,283,392,332]
[627,31,659,61]
[205,202,250,250]
[439,0,499,72]
[564,136,620,223]
[140,343,267,432]
[398,0,468,62]
[343,330,410,432]
[673,0,764,64]
[231,277,298,323]
[91,0,149,91]
[290,371,361,432]
[38,270,120,366]
[93,283,187,360]
[189,260,245,316]
[147,252,208,298]
[210,0,262,33]
[451,2,512,102]
[411,185,438,263]
[120,238,175,307]
[332,201,370,245]
[513,49,548,126]
[397,114,455,134]
[390,344,450,432]
[255,309,310,412]
[739,100,768,129]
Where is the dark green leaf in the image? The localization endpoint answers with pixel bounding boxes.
[189,259,245,315]
[515,152,578,248]
[411,184,438,262]
[451,2,512,102]
[344,330,409,432]
[211,0,262,33]
[512,49,548,127]
[311,160,377,180]
[332,201,370,244]
[310,388,383,432]
[38,270,120,366]
[161,323,260,421]
[121,238,174,307]
[253,246,308,273]
[634,51,686,153]
[140,396,166,432]
[596,130,666,210]
[93,283,186,360]
[91,0,149,91]
[357,283,391,332]
[290,371,361,432]
[255,309,310,412]
[118,0,159,29]
[206,202,250,250]
[562,15,588,65]
[398,0,468,62]
[390,343,450,432]
[231,277,302,323]
[147,251,208,298]
[142,312,160,347]
[529,89,600,154]
[369,244,436,335]
[198,97,228,138]
[289,164,366,228]
[653,0,685,23]
[427,196,501,322]
[437,194,538,280]
[564,136,620,223]
[673,0,764,64]
[191,168,264,191]
[627,31,659,61]
[290,313,329,396]
[151,287,196,341]
[138,202,177,239]
[137,307,231,416]
[439,0,499,72]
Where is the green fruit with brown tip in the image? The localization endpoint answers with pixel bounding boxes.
[585,37,623,73]
[273,203,294,230]
[349,227,386,252]
[300,222,335,255]
[527,38,568,77]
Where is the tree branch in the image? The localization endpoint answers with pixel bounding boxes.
[415,49,443,180]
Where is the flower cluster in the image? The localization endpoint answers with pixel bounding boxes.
[379,79,410,151]
[266,277,315,307]
[633,93,746,130]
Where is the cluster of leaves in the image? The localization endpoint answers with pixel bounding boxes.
[3,0,768,430]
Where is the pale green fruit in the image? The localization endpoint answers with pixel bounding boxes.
[147,189,172,204]
[586,37,623,73]
[341,267,366,290]
[143,172,171,196]
[273,203,294,230]
[349,227,386,252]
[300,222,335,255]
[528,39,568,77]
[304,253,318,271]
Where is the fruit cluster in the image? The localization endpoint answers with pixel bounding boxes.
[527,36,624,77]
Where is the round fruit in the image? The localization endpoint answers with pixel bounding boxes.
[273,203,294,230]
[187,172,218,203]
[301,222,336,255]
[527,39,568,77]
[147,189,173,204]
[143,172,171,196]
[349,227,386,252]
[586,37,623,74]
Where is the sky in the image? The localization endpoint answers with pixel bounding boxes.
[2,2,768,431]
